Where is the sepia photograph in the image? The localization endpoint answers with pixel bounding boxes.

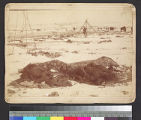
[5,3,136,103]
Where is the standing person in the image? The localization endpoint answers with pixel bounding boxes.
[83,27,87,37]
[73,27,76,31]
[72,27,76,37]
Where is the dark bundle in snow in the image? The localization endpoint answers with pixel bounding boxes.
[14,60,72,87]
[10,56,121,88]
[71,56,119,68]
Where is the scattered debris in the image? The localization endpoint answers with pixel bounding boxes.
[100,37,105,39]
[8,89,16,94]
[98,40,112,44]
[116,35,124,38]
[19,81,39,88]
[7,89,16,97]
[90,94,98,97]
[66,39,72,43]
[122,91,129,95]
[72,51,78,54]
[23,91,27,94]
[122,47,127,50]
[28,50,61,58]
[48,92,59,97]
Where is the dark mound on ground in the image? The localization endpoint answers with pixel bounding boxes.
[70,56,119,68]
[67,62,117,85]
[11,60,72,87]
[9,56,121,88]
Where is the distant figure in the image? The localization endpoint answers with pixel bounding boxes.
[72,27,76,37]
[131,27,133,34]
[110,27,114,31]
[121,26,126,32]
[83,27,87,37]
[73,27,76,31]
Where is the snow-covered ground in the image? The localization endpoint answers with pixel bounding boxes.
[5,33,135,103]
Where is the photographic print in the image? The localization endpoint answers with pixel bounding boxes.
[5,3,136,103]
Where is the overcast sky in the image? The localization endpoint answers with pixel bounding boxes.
[6,3,134,29]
